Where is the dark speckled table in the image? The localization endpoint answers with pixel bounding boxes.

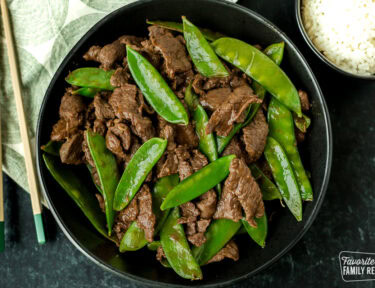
[1,0,375,287]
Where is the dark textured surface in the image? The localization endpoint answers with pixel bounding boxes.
[1,0,374,287]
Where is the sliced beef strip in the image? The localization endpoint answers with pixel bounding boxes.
[93,95,115,121]
[158,115,176,151]
[82,133,95,167]
[222,136,248,162]
[148,26,192,78]
[241,109,269,163]
[118,35,145,48]
[109,85,155,142]
[207,240,239,264]
[93,120,106,136]
[192,74,206,97]
[136,184,156,242]
[113,196,139,242]
[83,40,126,70]
[298,89,310,111]
[196,190,217,219]
[178,202,200,224]
[214,158,264,227]
[59,91,86,129]
[175,145,194,180]
[51,119,76,142]
[110,67,131,88]
[156,152,179,178]
[59,133,84,165]
[199,88,231,111]
[95,194,105,213]
[175,123,199,149]
[206,85,262,137]
[187,233,206,247]
[105,120,132,159]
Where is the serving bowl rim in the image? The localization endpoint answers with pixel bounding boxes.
[295,0,375,80]
[36,0,333,286]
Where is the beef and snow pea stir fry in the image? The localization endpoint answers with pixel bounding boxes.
[41,17,312,280]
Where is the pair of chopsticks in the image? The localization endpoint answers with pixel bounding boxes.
[0,0,45,247]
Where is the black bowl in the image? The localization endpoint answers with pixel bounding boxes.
[295,0,375,80]
[36,0,332,286]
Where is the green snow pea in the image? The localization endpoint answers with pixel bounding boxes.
[72,87,101,98]
[160,155,236,210]
[41,141,61,156]
[264,137,302,221]
[192,219,241,265]
[146,20,225,41]
[127,47,189,125]
[249,164,281,201]
[86,130,120,235]
[241,214,268,248]
[119,174,179,252]
[268,98,313,201]
[294,113,311,133]
[183,17,229,77]
[161,207,202,280]
[185,83,221,194]
[216,41,285,154]
[147,241,161,251]
[65,67,115,90]
[113,138,167,211]
[212,38,302,116]
[42,154,116,242]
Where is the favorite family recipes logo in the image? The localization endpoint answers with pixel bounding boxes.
[339,251,375,282]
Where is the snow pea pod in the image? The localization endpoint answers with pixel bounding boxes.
[241,213,268,248]
[294,113,311,133]
[249,164,281,201]
[161,207,202,280]
[42,154,116,242]
[113,138,167,211]
[264,137,302,221]
[216,42,284,154]
[268,98,313,201]
[185,83,221,194]
[41,140,61,156]
[192,219,241,265]
[72,87,101,98]
[146,20,224,41]
[183,17,229,77]
[86,130,120,235]
[119,174,179,252]
[212,38,302,116]
[65,68,115,90]
[160,155,235,210]
[147,241,161,251]
[127,47,189,125]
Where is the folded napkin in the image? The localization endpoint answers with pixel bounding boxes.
[0,0,236,194]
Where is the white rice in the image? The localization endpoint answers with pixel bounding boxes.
[302,0,375,75]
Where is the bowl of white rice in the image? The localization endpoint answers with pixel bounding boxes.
[296,0,375,79]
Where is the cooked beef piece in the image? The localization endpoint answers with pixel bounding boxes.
[187,233,206,247]
[105,120,132,159]
[93,120,106,136]
[175,123,199,148]
[59,91,86,129]
[178,202,200,224]
[59,133,84,165]
[190,150,209,171]
[148,26,192,78]
[51,119,74,141]
[197,219,211,232]
[241,110,268,163]
[109,85,155,142]
[118,35,145,48]
[200,88,231,111]
[138,91,155,115]
[83,40,126,70]
[156,152,179,178]
[295,127,305,143]
[91,167,101,188]
[214,159,264,227]
[222,136,248,162]
[140,39,162,68]
[175,145,194,180]
[207,240,239,264]
[93,95,115,121]
[110,67,130,88]
[192,74,206,97]
[156,246,166,262]
[206,85,262,136]
[113,196,139,241]
[158,115,176,151]
[203,75,231,90]
[95,194,105,213]
[170,69,195,91]
[230,69,249,88]
[136,185,156,242]
[196,190,217,219]
[298,89,310,111]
